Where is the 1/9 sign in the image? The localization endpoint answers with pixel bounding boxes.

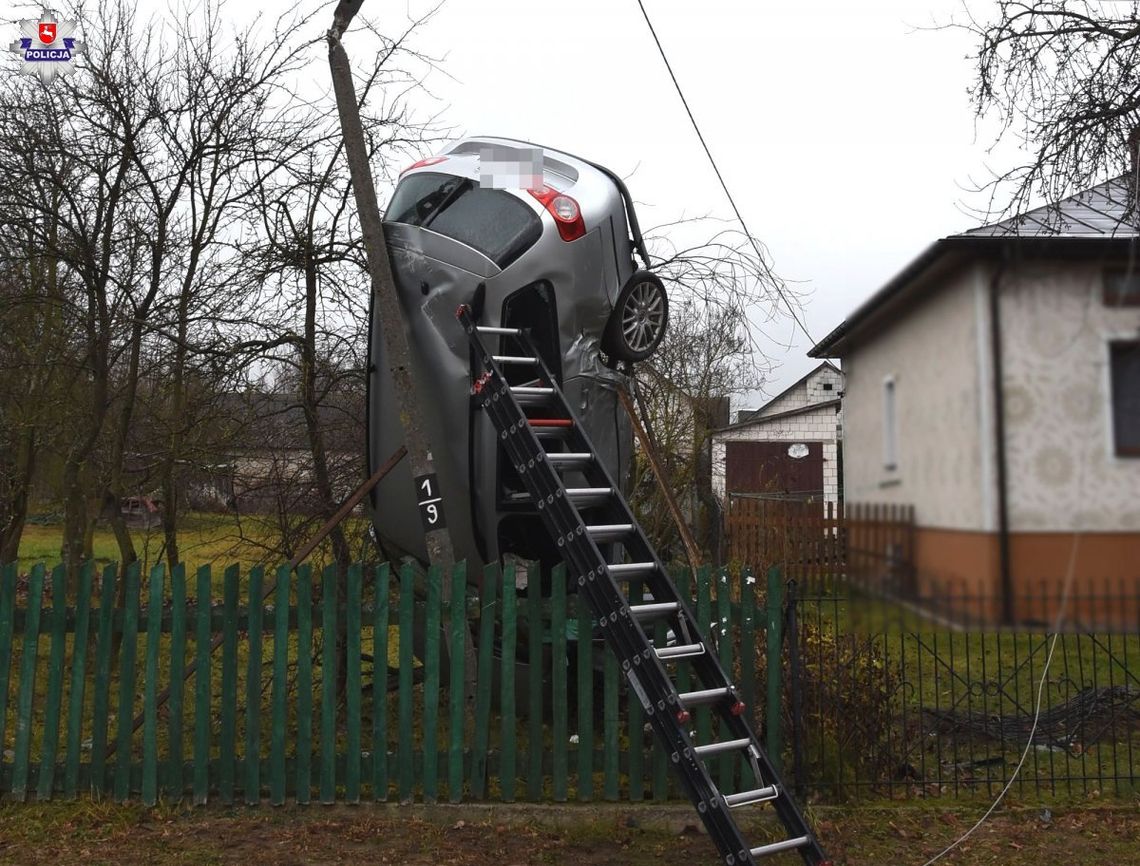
[415,473,446,531]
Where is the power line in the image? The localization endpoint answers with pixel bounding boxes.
[632,0,818,347]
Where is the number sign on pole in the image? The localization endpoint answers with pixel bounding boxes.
[416,473,446,530]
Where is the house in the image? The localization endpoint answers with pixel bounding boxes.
[809,163,1140,619]
[710,362,844,505]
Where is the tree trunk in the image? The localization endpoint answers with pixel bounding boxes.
[0,427,36,564]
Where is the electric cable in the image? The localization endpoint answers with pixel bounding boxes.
[632,0,818,347]
[921,165,1140,865]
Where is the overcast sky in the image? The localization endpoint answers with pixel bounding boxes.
[90,0,1021,407]
[386,0,1021,408]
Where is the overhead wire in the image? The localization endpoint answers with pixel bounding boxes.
[632,0,818,348]
[921,163,1140,865]
[635,4,1110,863]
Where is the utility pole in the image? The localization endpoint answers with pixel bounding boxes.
[327,1,476,700]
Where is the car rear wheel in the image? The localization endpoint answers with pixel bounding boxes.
[604,271,668,362]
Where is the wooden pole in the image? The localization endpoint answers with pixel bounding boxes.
[617,384,702,573]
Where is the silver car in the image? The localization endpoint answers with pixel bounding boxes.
[368,136,668,571]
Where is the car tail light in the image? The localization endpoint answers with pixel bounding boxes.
[401,155,448,174]
[528,184,586,242]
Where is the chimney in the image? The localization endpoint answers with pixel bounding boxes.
[1129,126,1140,218]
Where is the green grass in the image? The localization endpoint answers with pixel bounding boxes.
[16,512,373,580]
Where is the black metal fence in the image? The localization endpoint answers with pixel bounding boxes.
[783,581,1140,801]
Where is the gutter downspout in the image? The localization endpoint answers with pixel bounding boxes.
[988,257,1013,624]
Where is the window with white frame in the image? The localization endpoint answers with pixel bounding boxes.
[882,376,898,471]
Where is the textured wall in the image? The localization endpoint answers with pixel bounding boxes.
[999,263,1140,532]
[756,365,844,418]
[840,262,991,530]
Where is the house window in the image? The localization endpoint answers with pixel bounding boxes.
[882,376,898,471]
[1103,268,1140,306]
[1110,341,1140,456]
[822,383,834,391]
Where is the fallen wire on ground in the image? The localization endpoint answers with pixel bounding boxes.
[922,685,1140,753]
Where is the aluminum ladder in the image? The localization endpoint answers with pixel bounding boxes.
[456,304,829,866]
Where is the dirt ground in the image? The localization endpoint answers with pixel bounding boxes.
[0,800,1136,865]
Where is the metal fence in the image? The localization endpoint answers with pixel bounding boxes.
[785,581,1140,801]
[1,559,1136,806]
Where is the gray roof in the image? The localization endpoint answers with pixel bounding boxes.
[959,175,1138,239]
[714,399,841,435]
[810,173,1140,358]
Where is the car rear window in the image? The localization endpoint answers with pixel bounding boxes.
[385,172,542,269]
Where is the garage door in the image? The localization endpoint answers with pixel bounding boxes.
[724,441,823,499]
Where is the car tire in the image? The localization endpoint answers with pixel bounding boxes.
[603,270,669,362]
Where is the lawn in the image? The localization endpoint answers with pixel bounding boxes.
[17,512,373,578]
[0,800,1136,865]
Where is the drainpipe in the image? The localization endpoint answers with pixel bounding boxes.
[988,257,1013,623]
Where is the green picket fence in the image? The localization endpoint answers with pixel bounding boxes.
[0,559,783,805]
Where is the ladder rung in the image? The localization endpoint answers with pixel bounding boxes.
[607,562,657,579]
[586,524,634,542]
[692,737,750,758]
[533,425,571,439]
[655,642,705,660]
[629,602,679,620]
[528,418,573,428]
[750,836,811,858]
[511,386,554,405]
[678,687,732,708]
[566,487,612,506]
[492,355,538,364]
[477,325,522,335]
[547,452,592,468]
[724,785,779,808]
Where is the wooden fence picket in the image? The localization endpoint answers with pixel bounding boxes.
[526,566,542,801]
[37,564,68,799]
[499,564,517,802]
[63,562,96,798]
[12,562,45,800]
[576,590,592,801]
[295,564,313,805]
[245,565,264,805]
[219,564,239,804]
[319,564,337,804]
[142,563,165,805]
[550,563,568,802]
[370,563,389,802]
[470,563,497,799]
[270,565,290,806]
[0,555,869,809]
[447,561,465,803]
[422,563,441,803]
[397,562,414,803]
[0,563,16,773]
[192,565,211,805]
[345,563,362,804]
[168,563,187,799]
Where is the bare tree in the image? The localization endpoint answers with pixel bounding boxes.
[959,1,1140,217]
[628,220,791,560]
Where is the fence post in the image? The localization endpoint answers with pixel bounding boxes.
[764,565,784,772]
[784,579,807,798]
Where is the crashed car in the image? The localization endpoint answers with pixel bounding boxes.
[367,136,668,571]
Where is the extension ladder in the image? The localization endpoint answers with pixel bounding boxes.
[456,304,829,865]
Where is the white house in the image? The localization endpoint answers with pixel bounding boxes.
[710,362,844,505]
[809,168,1140,618]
